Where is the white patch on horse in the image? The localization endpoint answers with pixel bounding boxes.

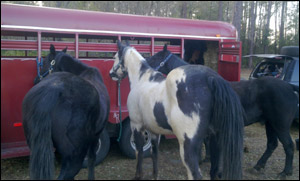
[164,68,201,140]
[127,76,173,135]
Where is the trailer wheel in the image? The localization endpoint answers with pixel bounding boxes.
[82,128,110,168]
[118,118,152,159]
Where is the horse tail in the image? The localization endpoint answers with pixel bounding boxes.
[26,89,59,180]
[208,76,244,180]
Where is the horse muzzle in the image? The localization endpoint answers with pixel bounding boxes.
[110,70,128,81]
[109,71,120,81]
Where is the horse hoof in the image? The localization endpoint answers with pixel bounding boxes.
[277,171,292,179]
[247,167,262,175]
[253,164,264,172]
[244,146,249,153]
[277,173,287,180]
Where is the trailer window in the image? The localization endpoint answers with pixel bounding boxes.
[41,32,75,57]
[1,31,38,58]
[78,35,118,59]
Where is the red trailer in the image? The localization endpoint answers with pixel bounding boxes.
[1,3,241,161]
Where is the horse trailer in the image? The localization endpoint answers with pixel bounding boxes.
[1,3,241,161]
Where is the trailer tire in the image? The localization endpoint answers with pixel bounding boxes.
[118,118,152,159]
[82,128,110,168]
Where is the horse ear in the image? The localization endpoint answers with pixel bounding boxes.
[117,40,122,50]
[50,44,56,55]
[125,40,130,46]
[164,44,168,52]
[63,47,67,53]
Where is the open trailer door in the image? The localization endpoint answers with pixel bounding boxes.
[218,41,242,81]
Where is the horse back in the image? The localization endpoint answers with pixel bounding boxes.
[232,77,298,126]
[79,67,110,126]
[257,77,298,121]
[165,65,215,138]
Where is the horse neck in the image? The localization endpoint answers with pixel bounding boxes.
[125,49,152,87]
[80,67,103,84]
[165,56,188,74]
[57,55,87,75]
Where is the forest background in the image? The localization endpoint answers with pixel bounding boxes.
[2,1,299,68]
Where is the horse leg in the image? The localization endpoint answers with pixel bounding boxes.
[179,137,202,180]
[151,135,159,180]
[203,136,210,162]
[133,129,145,180]
[58,155,85,180]
[57,142,89,180]
[87,138,98,180]
[254,121,278,171]
[198,136,210,164]
[198,142,203,164]
[209,134,222,180]
[276,130,294,177]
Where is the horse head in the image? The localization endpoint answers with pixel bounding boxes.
[109,40,131,81]
[146,44,174,74]
[34,44,67,84]
[147,44,189,75]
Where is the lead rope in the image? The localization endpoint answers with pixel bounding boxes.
[117,79,123,142]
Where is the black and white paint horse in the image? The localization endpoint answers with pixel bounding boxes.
[147,44,299,178]
[109,41,244,180]
[22,45,110,179]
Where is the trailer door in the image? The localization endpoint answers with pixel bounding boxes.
[218,41,242,81]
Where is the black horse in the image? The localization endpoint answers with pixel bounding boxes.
[147,44,299,178]
[22,45,110,180]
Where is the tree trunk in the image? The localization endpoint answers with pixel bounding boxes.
[181,1,187,18]
[263,2,272,53]
[248,1,256,68]
[232,1,243,41]
[255,2,263,53]
[148,1,154,16]
[274,2,278,54]
[155,2,161,16]
[279,1,287,50]
[295,3,299,45]
[218,2,223,21]
[226,2,230,22]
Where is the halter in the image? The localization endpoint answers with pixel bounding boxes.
[36,57,56,81]
[112,47,130,80]
[154,53,172,71]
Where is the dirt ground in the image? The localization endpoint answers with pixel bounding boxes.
[1,68,299,180]
[1,123,299,180]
